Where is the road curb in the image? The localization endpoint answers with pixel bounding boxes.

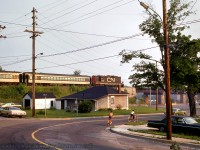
[110,126,200,149]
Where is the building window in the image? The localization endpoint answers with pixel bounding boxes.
[110,96,115,104]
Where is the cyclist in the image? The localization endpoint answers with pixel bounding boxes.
[128,110,135,122]
[107,110,113,126]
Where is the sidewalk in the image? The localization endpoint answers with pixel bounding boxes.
[110,124,200,147]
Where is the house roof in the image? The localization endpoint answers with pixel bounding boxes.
[25,92,56,99]
[61,86,127,100]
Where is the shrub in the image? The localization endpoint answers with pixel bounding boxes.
[50,107,56,110]
[107,108,113,111]
[98,108,113,111]
[170,142,180,150]
[37,110,45,115]
[78,101,92,113]
[116,104,122,110]
[129,97,136,104]
[98,108,108,111]
[25,106,31,110]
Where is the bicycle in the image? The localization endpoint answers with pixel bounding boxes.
[128,115,136,122]
[107,119,112,126]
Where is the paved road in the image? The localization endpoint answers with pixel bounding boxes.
[0,114,198,150]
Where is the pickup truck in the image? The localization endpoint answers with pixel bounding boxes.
[147,116,200,136]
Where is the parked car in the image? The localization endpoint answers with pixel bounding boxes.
[1,107,26,118]
[150,99,156,105]
[164,108,186,116]
[1,103,22,108]
[147,116,200,136]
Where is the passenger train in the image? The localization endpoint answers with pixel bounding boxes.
[0,71,122,86]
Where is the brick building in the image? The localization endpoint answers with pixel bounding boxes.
[57,85,128,111]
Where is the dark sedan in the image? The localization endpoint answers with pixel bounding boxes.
[148,116,200,136]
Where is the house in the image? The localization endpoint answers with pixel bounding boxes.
[57,85,129,111]
[23,92,56,109]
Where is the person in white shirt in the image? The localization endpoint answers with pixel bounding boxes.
[130,110,135,120]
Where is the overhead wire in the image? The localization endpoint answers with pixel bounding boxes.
[1,18,200,38]
[39,0,88,24]
[41,0,99,25]
[38,0,70,13]
[39,0,90,23]
[52,0,135,28]
[40,33,143,58]
[179,0,197,25]
[36,0,132,72]
[1,45,158,68]
[36,45,158,70]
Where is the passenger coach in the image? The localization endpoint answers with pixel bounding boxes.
[0,71,21,85]
[20,72,91,86]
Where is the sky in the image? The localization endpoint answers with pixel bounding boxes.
[0,0,199,86]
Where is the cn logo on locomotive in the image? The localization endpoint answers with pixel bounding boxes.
[107,77,115,82]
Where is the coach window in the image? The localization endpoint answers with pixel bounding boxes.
[110,96,115,104]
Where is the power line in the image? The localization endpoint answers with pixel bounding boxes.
[53,0,134,28]
[1,57,31,66]
[39,0,69,13]
[41,0,98,25]
[1,44,158,67]
[39,27,124,38]
[39,0,91,23]
[0,20,125,38]
[179,0,197,25]
[1,18,200,38]
[37,55,119,69]
[0,54,31,59]
[36,46,158,70]
[40,33,143,58]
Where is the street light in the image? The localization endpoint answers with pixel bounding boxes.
[138,0,163,24]
[138,0,172,140]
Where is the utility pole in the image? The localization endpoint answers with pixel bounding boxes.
[138,0,172,140]
[25,8,43,117]
[0,25,6,39]
[163,0,172,140]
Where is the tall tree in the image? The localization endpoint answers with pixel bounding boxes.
[73,70,81,75]
[0,66,3,71]
[120,0,200,116]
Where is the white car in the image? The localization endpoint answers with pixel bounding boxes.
[1,103,22,108]
[1,107,26,118]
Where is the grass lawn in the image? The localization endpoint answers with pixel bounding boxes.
[126,120,200,141]
[132,129,200,141]
[25,106,165,118]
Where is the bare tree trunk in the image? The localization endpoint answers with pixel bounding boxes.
[187,91,196,117]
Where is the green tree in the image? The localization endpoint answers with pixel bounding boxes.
[73,70,81,75]
[120,0,200,116]
[170,37,200,116]
[0,66,3,71]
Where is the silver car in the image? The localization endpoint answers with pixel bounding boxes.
[1,107,26,118]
